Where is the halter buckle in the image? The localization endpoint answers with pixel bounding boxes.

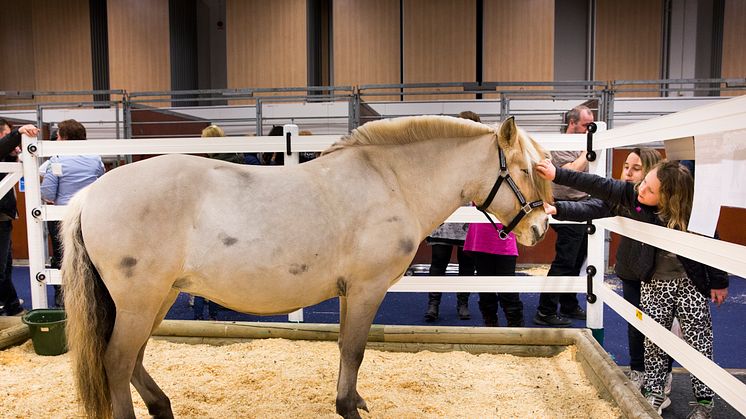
[520,202,534,214]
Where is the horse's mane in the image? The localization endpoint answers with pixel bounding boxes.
[322,115,553,204]
[322,115,494,155]
[520,135,554,204]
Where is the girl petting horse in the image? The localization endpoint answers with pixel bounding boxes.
[537,158,728,418]
[62,115,551,419]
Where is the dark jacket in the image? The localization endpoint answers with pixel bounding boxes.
[0,129,22,219]
[208,152,246,165]
[553,197,644,282]
[552,167,729,297]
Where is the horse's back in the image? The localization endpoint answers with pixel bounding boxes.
[76,152,421,313]
[78,155,249,282]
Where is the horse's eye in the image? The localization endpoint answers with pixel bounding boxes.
[521,169,530,175]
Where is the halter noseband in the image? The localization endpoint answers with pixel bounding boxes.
[476,146,544,239]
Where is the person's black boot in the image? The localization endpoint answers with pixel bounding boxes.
[505,309,524,327]
[424,302,439,322]
[456,292,470,320]
[424,292,441,322]
[482,312,498,327]
[1,301,24,316]
[506,316,525,327]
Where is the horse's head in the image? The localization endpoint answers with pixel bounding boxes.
[478,117,551,246]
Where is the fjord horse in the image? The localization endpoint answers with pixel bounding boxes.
[62,116,551,418]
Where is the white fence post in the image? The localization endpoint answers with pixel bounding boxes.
[283,124,304,322]
[586,122,607,340]
[21,134,49,309]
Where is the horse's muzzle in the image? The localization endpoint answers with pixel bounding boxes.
[531,223,546,244]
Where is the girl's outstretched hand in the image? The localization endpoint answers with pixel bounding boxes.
[19,124,39,137]
[543,202,557,215]
[711,288,728,307]
[535,159,556,181]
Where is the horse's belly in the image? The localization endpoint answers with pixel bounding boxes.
[179,273,338,316]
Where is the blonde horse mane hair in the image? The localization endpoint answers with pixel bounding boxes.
[518,134,554,204]
[322,115,495,155]
[323,115,553,204]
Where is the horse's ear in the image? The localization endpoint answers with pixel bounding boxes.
[498,116,517,147]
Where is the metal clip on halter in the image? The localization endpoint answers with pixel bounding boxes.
[585,122,597,162]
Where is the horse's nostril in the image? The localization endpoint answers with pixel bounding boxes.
[531,225,541,240]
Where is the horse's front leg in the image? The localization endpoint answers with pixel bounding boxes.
[336,285,387,419]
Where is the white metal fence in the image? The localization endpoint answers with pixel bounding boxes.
[11,95,746,414]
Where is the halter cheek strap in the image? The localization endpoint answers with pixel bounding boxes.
[476,146,544,239]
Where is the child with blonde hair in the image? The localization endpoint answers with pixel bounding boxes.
[537,159,728,418]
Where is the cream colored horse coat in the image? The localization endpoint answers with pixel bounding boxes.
[62,115,551,419]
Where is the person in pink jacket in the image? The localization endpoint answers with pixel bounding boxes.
[463,222,523,326]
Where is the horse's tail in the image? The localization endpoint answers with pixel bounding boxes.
[62,186,115,419]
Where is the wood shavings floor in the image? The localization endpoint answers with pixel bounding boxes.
[0,338,620,418]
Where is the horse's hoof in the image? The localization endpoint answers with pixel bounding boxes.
[147,398,174,419]
[336,406,363,419]
[337,398,365,419]
[356,396,368,412]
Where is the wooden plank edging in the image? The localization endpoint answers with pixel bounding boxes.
[572,330,659,419]
[0,324,30,350]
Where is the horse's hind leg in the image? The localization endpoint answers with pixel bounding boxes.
[106,287,176,419]
[336,285,387,419]
[105,309,158,419]
[130,289,180,419]
[131,345,173,419]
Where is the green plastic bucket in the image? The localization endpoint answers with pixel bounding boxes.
[21,309,68,356]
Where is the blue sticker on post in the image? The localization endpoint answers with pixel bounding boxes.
[19,177,24,192]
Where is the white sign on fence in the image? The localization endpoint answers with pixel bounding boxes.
[689,129,746,235]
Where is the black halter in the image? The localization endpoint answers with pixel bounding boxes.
[476,146,544,239]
